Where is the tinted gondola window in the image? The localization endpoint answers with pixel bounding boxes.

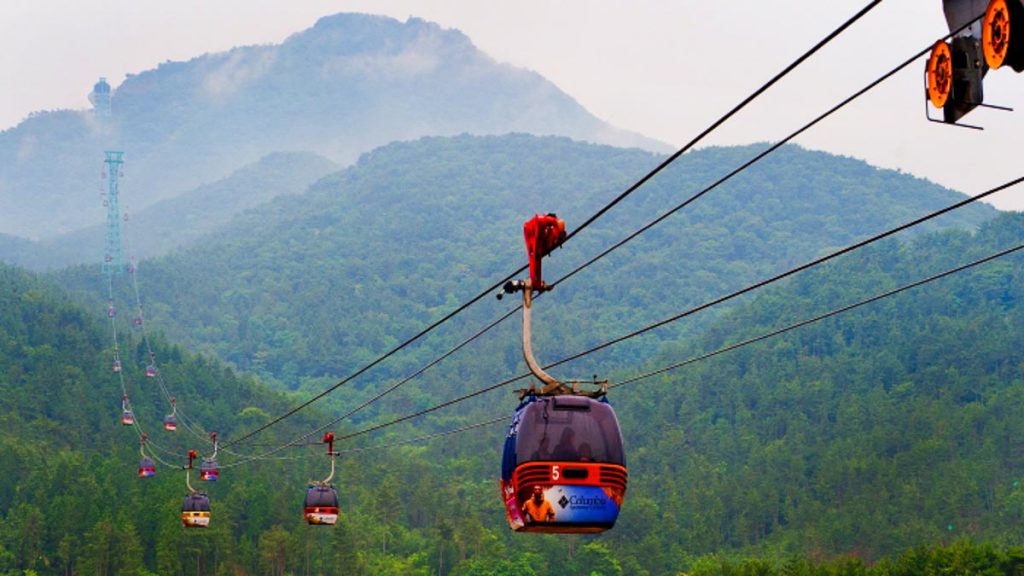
[182,493,211,512]
[515,397,624,465]
[305,485,339,508]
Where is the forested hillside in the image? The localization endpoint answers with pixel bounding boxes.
[54,135,995,400]
[0,13,663,240]
[3,210,1024,575]
[607,213,1024,571]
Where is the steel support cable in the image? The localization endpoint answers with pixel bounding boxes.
[122,241,221,448]
[227,417,510,466]
[126,258,214,445]
[560,0,882,248]
[114,174,249,465]
[220,276,520,450]
[532,176,1024,375]
[327,175,1024,444]
[108,275,181,464]
[107,275,129,399]
[107,264,185,466]
[325,241,1024,456]
[611,241,1024,388]
[551,32,960,289]
[222,307,520,465]
[218,452,317,469]
[132,423,179,468]
[551,12,987,293]
[119,208,219,451]
[235,9,974,455]
[334,416,508,456]
[122,232,262,462]
[222,1,883,449]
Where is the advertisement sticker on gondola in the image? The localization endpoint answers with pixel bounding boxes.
[510,484,621,526]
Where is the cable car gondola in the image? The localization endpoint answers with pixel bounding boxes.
[164,397,177,431]
[182,493,211,527]
[498,214,628,534]
[200,432,219,481]
[200,458,218,481]
[304,432,340,525]
[138,434,155,478]
[138,456,156,478]
[182,450,211,528]
[121,395,134,426]
[146,352,156,378]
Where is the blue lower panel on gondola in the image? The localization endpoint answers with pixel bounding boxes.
[504,480,623,533]
[538,485,619,524]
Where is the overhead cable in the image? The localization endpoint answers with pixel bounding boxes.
[222,0,884,448]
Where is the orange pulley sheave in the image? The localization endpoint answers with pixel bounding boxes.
[926,40,953,109]
[984,0,1012,69]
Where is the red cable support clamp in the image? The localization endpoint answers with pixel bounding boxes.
[523,213,566,291]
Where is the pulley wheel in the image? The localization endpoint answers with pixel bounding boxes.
[984,0,1011,69]
[926,40,952,109]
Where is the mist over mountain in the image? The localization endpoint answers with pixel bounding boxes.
[0,13,665,240]
[0,151,337,270]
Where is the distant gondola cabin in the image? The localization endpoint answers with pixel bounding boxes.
[138,457,156,478]
[200,458,219,481]
[304,485,340,525]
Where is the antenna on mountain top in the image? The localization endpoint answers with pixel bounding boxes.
[101,151,125,276]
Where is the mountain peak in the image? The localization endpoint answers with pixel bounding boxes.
[0,13,664,240]
[283,12,476,60]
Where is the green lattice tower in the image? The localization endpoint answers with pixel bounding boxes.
[102,151,124,276]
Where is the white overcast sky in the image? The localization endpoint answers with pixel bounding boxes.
[3,0,1024,210]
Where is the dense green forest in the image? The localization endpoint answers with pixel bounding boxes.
[3,136,1024,573]
[55,135,994,400]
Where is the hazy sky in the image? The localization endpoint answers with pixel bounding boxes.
[4,0,1024,210]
